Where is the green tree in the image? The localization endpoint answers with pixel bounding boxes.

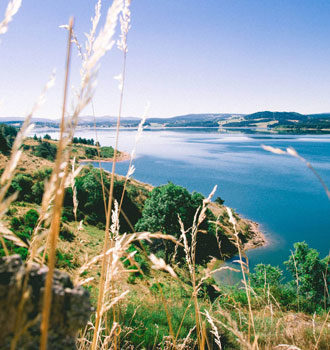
[31,181,44,203]
[33,141,57,160]
[10,174,34,201]
[84,147,98,158]
[250,264,282,288]
[285,242,330,309]
[24,209,39,228]
[75,168,141,231]
[135,183,218,264]
[0,124,17,154]
[100,146,114,158]
[0,129,11,154]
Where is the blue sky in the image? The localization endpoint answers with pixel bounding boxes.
[1,0,330,119]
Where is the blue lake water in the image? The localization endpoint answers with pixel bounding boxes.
[36,128,330,271]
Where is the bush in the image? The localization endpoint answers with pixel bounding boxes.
[285,241,330,310]
[59,224,75,242]
[10,174,34,201]
[135,182,219,264]
[10,216,22,230]
[31,181,44,204]
[23,209,39,229]
[33,168,52,181]
[215,196,225,205]
[250,264,282,288]
[56,250,74,269]
[33,141,57,160]
[84,147,98,158]
[100,146,114,158]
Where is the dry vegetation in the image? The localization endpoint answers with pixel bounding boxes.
[0,0,329,349]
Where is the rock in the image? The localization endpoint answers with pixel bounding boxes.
[0,254,92,349]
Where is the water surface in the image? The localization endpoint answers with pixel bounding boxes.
[37,128,330,270]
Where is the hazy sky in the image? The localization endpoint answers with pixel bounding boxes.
[1,0,330,119]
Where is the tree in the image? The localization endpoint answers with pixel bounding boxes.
[135,182,219,264]
[75,168,141,231]
[33,141,57,160]
[31,181,45,204]
[43,134,51,140]
[135,183,198,237]
[285,242,330,308]
[24,209,39,229]
[10,174,34,201]
[0,129,10,155]
[100,146,114,158]
[84,147,98,158]
[250,264,282,288]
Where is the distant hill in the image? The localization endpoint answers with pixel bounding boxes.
[223,111,330,130]
[0,116,141,127]
[145,113,244,127]
[0,111,329,131]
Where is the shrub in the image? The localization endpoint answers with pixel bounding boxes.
[33,168,52,181]
[59,224,75,242]
[24,209,39,229]
[285,241,330,310]
[31,181,44,204]
[33,141,57,160]
[135,182,219,264]
[56,250,74,269]
[100,146,114,158]
[84,147,98,158]
[250,264,282,288]
[215,196,225,205]
[10,174,34,201]
[10,216,22,230]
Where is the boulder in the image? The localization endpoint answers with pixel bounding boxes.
[0,254,92,349]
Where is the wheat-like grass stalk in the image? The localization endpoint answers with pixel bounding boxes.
[0,0,22,35]
[40,3,120,341]
[118,102,149,217]
[226,206,258,349]
[313,309,330,350]
[0,71,55,259]
[91,1,129,347]
[204,310,222,349]
[177,185,217,349]
[262,145,330,200]
[39,18,74,350]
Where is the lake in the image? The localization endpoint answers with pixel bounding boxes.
[35,127,330,271]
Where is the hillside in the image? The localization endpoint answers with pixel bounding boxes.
[222,111,330,131]
[0,129,265,264]
[2,111,330,132]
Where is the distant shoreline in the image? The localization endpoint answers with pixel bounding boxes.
[80,151,130,163]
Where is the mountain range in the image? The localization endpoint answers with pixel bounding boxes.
[1,111,330,130]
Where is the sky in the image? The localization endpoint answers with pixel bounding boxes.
[1,0,330,119]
